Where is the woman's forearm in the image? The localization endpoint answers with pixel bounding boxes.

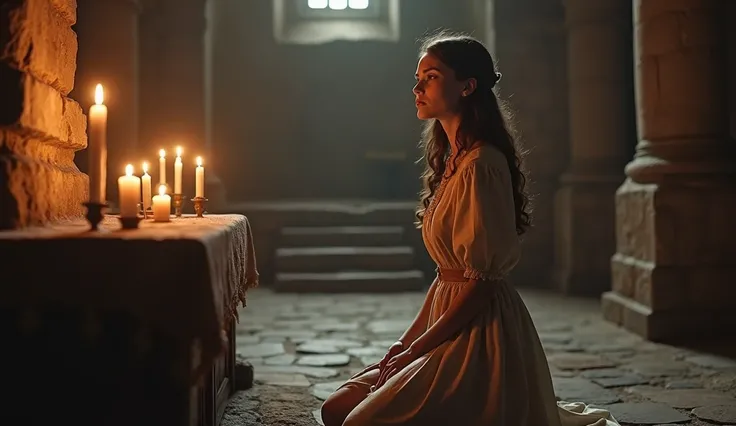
[398,278,438,346]
[409,279,492,357]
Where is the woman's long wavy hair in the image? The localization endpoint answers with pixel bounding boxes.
[415,32,532,236]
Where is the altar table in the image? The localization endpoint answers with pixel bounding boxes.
[0,214,259,426]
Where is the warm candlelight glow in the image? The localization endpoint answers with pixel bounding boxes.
[142,162,149,173]
[176,146,183,157]
[94,84,104,105]
[88,83,108,203]
[159,184,166,196]
[195,156,205,198]
[118,164,141,218]
[159,149,166,158]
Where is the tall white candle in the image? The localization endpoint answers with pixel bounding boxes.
[195,156,205,198]
[118,164,141,218]
[159,149,166,185]
[88,84,107,203]
[152,184,171,222]
[142,162,152,211]
[174,146,183,194]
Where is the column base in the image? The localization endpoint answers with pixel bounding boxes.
[605,178,736,342]
[602,290,736,342]
[553,172,623,295]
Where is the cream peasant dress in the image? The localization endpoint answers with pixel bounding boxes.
[337,145,620,426]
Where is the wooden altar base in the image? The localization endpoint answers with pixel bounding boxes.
[0,307,235,426]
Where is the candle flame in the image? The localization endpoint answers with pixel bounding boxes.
[158,184,167,196]
[142,162,149,173]
[94,84,104,105]
[159,149,165,158]
[125,164,133,176]
[196,156,203,167]
[176,146,183,157]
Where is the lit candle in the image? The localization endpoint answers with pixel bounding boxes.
[141,162,152,211]
[174,146,183,194]
[88,84,107,203]
[159,149,166,185]
[118,164,141,218]
[152,184,171,222]
[195,156,205,198]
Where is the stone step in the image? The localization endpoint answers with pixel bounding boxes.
[280,226,405,247]
[274,270,426,293]
[275,246,415,272]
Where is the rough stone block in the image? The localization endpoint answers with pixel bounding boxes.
[1,0,78,94]
[50,0,77,24]
[1,128,87,229]
[0,64,87,149]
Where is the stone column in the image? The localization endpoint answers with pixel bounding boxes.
[139,0,225,209]
[602,0,736,341]
[73,0,140,207]
[553,0,634,295]
[0,0,87,229]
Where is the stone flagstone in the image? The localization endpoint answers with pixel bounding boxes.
[255,372,310,387]
[627,385,736,409]
[313,322,361,332]
[237,343,285,359]
[552,377,620,405]
[548,353,617,370]
[692,404,736,424]
[296,342,341,354]
[264,354,296,366]
[256,365,340,379]
[297,354,351,367]
[686,355,736,370]
[602,402,690,424]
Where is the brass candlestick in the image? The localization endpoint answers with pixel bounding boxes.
[83,202,108,231]
[172,194,185,217]
[191,197,208,218]
[118,216,142,229]
[137,203,151,220]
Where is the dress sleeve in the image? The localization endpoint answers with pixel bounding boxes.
[451,161,521,281]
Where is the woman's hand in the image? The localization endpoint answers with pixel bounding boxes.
[378,341,404,371]
[373,346,420,391]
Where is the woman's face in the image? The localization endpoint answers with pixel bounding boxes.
[413,53,467,120]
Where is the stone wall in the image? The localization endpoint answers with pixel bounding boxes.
[0,0,87,229]
[493,0,569,286]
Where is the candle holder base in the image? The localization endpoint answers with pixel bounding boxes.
[137,204,152,220]
[191,197,208,218]
[119,216,142,230]
[83,202,108,231]
[172,194,185,217]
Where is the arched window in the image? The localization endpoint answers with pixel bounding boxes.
[301,0,379,19]
[274,0,400,44]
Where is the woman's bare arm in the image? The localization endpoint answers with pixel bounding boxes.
[397,277,438,346]
[408,279,492,357]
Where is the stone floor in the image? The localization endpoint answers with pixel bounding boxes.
[223,287,736,426]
